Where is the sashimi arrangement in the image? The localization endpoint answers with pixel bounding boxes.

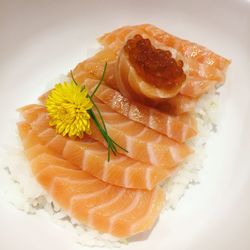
[15,24,230,241]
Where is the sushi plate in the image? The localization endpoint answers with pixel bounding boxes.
[0,0,249,249]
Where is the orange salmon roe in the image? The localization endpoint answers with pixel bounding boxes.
[124,34,186,88]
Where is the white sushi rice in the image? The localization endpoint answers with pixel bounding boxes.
[0,75,220,248]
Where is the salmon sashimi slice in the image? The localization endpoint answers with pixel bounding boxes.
[115,44,184,103]
[99,25,229,75]
[36,99,193,167]
[98,24,230,97]
[83,78,197,143]
[71,49,197,115]
[39,80,197,143]
[18,106,174,190]
[71,49,116,88]
[72,48,118,87]
[89,102,193,167]
[20,103,192,167]
[17,122,165,238]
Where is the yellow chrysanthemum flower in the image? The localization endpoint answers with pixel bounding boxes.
[46,82,93,138]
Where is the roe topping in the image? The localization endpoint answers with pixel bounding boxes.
[124,34,186,88]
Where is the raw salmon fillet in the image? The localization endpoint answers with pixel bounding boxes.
[88,101,192,167]
[18,104,174,190]
[98,24,231,97]
[72,48,196,115]
[84,78,197,143]
[40,80,197,143]
[72,24,230,116]
[22,103,192,167]
[29,100,192,167]
[17,121,165,238]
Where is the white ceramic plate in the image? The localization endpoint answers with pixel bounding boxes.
[0,0,250,249]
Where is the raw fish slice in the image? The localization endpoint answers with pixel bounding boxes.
[18,107,173,190]
[141,24,230,71]
[72,48,117,87]
[99,24,230,79]
[90,102,192,167]
[71,49,196,115]
[115,44,184,103]
[98,24,230,97]
[110,33,224,102]
[84,79,197,143]
[21,104,192,167]
[17,122,165,238]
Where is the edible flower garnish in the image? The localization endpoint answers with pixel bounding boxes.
[46,63,127,161]
[46,82,93,138]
